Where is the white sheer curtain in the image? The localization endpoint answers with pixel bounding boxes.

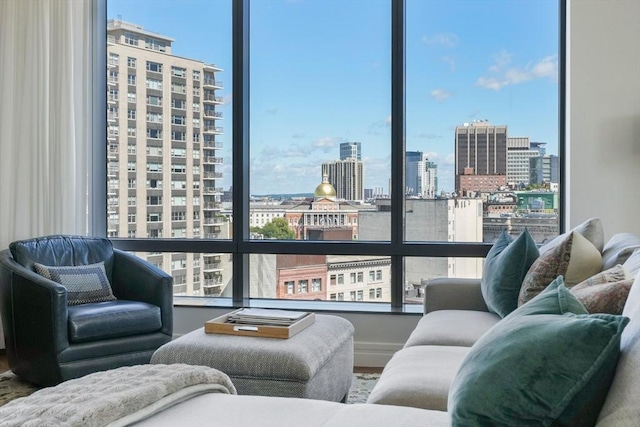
[0,0,93,250]
[0,0,94,348]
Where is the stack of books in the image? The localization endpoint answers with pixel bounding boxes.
[226,308,310,327]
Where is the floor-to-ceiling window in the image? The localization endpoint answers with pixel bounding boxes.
[103,0,564,310]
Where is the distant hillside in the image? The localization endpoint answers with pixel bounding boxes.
[251,193,314,200]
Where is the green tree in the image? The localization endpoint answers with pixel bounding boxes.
[261,217,295,240]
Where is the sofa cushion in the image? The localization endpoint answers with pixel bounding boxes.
[67,300,162,343]
[404,310,500,348]
[34,261,117,305]
[518,231,602,306]
[367,345,469,411]
[539,217,605,254]
[481,229,539,317]
[448,277,629,427]
[602,233,640,271]
[570,265,633,315]
[622,248,640,277]
[596,270,640,426]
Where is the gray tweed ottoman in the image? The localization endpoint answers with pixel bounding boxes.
[151,314,354,402]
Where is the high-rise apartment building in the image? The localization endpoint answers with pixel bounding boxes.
[321,159,364,202]
[339,142,361,161]
[107,19,225,297]
[455,121,507,194]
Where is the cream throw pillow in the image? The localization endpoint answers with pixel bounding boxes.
[519,231,602,306]
[539,217,605,255]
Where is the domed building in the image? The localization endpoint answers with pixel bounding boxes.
[283,174,360,240]
[313,174,337,202]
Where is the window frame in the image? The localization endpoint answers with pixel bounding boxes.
[97,0,566,313]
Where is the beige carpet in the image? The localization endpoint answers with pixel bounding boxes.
[0,370,379,406]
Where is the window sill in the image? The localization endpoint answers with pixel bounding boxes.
[173,296,423,315]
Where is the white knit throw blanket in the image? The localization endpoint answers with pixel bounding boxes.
[0,364,237,427]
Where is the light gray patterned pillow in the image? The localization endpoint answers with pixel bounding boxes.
[34,262,116,305]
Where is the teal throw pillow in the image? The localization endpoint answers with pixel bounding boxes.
[34,261,117,305]
[448,277,629,427]
[481,229,539,317]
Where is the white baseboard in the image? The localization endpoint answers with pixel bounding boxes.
[354,340,402,368]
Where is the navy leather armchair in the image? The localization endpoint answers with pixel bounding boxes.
[0,235,173,386]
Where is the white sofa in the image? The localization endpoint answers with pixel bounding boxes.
[1,232,638,426]
[368,232,640,426]
[134,232,640,426]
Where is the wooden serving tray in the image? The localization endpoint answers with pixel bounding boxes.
[204,308,315,339]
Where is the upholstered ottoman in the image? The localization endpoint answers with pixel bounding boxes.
[151,314,354,402]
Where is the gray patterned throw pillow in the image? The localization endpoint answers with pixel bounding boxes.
[34,262,117,305]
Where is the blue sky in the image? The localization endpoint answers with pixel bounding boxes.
[108,0,559,195]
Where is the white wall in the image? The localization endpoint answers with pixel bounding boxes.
[175,0,640,367]
[567,0,640,237]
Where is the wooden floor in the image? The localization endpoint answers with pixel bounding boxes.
[0,351,381,374]
[0,350,8,372]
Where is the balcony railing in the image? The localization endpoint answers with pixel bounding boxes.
[203,141,223,149]
[202,202,221,210]
[203,217,225,225]
[203,126,223,134]
[203,156,223,165]
[203,111,223,118]
[202,187,224,195]
[203,79,223,88]
[203,94,224,104]
[202,172,223,179]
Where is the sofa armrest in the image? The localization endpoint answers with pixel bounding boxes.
[111,249,173,336]
[423,278,490,314]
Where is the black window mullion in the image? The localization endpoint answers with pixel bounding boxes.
[232,0,250,306]
[390,0,406,309]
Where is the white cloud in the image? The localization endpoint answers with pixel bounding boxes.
[415,133,441,139]
[441,56,456,72]
[422,33,459,48]
[312,136,341,152]
[368,115,392,135]
[430,88,453,103]
[476,50,558,91]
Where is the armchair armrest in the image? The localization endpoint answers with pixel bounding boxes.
[423,277,490,314]
[0,250,70,375]
[111,249,173,336]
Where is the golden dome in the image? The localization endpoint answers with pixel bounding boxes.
[314,174,336,200]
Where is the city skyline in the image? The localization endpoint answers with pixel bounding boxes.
[107,0,559,195]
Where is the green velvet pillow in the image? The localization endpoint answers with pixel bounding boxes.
[449,277,629,427]
[481,229,539,317]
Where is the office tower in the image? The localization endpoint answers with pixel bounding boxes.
[405,151,423,195]
[340,142,361,161]
[322,159,364,202]
[405,151,438,198]
[424,161,438,198]
[455,121,508,195]
[530,141,547,156]
[530,154,560,185]
[506,137,540,187]
[107,19,225,297]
